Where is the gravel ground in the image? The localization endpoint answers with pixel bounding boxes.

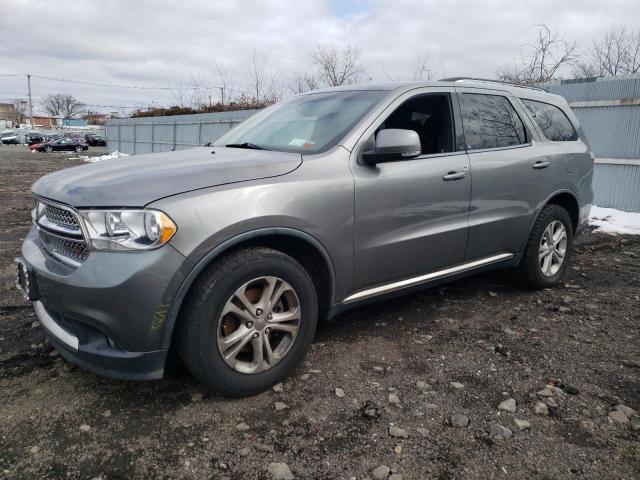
[1,144,639,480]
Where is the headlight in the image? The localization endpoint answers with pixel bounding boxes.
[79,209,177,251]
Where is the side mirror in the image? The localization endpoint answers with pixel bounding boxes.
[362,129,421,165]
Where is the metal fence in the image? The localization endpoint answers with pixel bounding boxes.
[105,110,257,155]
[541,75,640,212]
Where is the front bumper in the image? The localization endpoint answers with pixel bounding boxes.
[21,225,192,379]
[34,301,167,380]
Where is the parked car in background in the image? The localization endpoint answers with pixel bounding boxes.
[17,79,593,396]
[31,137,88,153]
[44,133,62,142]
[25,133,45,146]
[85,134,107,146]
[1,131,19,145]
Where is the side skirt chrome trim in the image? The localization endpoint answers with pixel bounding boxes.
[342,253,514,304]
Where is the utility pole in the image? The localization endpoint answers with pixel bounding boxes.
[26,74,34,127]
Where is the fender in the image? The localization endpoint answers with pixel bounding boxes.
[518,188,580,255]
[160,227,336,349]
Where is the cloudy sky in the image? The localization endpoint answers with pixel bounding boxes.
[1,0,638,114]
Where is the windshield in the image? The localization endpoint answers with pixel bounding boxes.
[1,132,15,138]
[215,90,388,154]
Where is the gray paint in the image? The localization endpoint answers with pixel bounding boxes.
[32,146,302,207]
[21,80,593,375]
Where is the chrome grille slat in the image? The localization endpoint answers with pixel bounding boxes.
[44,204,80,230]
[35,199,88,266]
[38,230,88,264]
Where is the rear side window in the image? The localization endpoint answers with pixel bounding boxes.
[521,99,578,141]
[459,93,528,150]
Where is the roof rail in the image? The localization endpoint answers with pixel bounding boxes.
[440,77,547,92]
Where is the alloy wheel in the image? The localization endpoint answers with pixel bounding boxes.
[538,220,567,277]
[216,276,301,374]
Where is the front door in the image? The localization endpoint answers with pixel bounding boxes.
[351,89,471,292]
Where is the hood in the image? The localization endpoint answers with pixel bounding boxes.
[32,146,303,207]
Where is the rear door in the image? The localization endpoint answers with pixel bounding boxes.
[351,88,471,291]
[456,87,556,260]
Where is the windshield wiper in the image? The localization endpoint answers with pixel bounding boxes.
[225,142,269,150]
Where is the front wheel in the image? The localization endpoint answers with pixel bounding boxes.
[176,247,318,396]
[517,204,573,289]
[75,145,83,153]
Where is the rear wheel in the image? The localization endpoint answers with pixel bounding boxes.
[517,204,573,288]
[177,247,318,396]
[45,146,53,153]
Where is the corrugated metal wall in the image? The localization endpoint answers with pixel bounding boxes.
[593,163,640,212]
[105,110,258,155]
[575,105,640,159]
[541,76,640,212]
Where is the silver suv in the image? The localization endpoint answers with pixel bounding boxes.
[17,79,593,396]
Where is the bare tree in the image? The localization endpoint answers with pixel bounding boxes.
[312,45,364,86]
[497,25,578,84]
[215,62,236,109]
[246,50,282,104]
[169,76,190,108]
[189,73,211,109]
[41,94,85,119]
[575,28,640,78]
[13,100,28,124]
[290,69,322,94]
[629,30,640,74]
[571,60,601,79]
[412,52,434,81]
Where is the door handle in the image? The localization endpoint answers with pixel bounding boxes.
[443,171,467,181]
[533,161,551,169]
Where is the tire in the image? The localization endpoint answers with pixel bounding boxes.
[176,247,318,396]
[45,146,53,153]
[517,204,573,289]
[75,145,83,153]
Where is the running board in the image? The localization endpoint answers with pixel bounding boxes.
[342,253,514,304]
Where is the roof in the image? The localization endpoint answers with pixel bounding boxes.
[307,78,566,105]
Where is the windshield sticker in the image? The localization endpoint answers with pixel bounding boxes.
[288,138,307,147]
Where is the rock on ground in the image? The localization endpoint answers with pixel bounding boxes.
[609,410,630,424]
[490,423,513,441]
[534,401,549,416]
[372,464,390,480]
[498,398,517,413]
[615,405,636,418]
[389,425,408,438]
[267,462,294,480]
[451,414,469,427]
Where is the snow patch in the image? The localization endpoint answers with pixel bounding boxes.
[589,206,640,235]
[81,151,129,163]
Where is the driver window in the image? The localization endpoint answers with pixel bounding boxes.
[377,93,455,155]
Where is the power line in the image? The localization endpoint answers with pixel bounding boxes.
[25,73,222,91]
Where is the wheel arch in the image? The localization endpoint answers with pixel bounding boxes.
[545,191,580,233]
[520,189,580,255]
[161,227,336,349]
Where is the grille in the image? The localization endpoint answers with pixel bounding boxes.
[44,204,80,230]
[39,230,89,264]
